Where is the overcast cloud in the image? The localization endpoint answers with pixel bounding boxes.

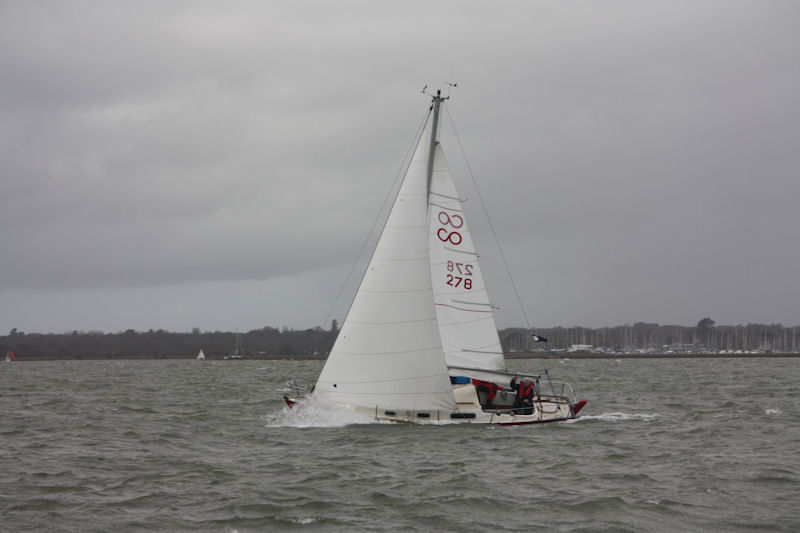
[1,1,798,334]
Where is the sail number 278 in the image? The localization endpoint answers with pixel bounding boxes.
[447,261,473,289]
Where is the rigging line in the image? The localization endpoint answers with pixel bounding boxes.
[321,106,432,329]
[443,103,532,331]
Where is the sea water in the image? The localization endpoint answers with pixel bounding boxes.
[1,357,798,532]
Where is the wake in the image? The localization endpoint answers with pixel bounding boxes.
[569,412,661,423]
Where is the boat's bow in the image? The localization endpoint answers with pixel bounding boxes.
[572,399,588,416]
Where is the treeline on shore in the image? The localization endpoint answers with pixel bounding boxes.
[2,326,336,360]
[3,319,799,360]
[502,319,800,354]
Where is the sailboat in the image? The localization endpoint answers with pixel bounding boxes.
[285,89,586,425]
[4,350,14,362]
[224,332,243,360]
[196,349,206,360]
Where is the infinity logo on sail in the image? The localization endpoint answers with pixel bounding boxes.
[437,211,463,244]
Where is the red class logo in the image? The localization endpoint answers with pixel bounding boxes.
[437,211,463,245]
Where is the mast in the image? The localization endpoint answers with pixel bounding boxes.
[426,89,446,200]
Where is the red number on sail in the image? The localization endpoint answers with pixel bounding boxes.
[444,262,473,289]
[447,275,465,288]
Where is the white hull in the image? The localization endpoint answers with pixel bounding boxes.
[286,382,586,426]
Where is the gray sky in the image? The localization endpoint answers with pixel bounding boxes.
[2,1,799,334]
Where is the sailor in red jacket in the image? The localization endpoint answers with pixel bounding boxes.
[510,375,534,415]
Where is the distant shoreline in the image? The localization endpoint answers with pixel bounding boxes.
[507,352,800,359]
[5,353,798,362]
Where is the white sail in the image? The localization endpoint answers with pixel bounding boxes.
[428,144,506,382]
[196,349,205,360]
[313,128,455,411]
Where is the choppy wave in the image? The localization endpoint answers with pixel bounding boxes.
[2,358,800,532]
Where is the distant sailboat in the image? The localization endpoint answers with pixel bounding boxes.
[196,349,206,360]
[284,89,586,425]
[4,350,14,362]
[224,333,243,360]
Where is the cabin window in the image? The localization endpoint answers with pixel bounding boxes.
[416,412,430,418]
[450,412,476,419]
[384,411,396,416]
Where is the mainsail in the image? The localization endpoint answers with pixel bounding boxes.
[428,144,506,383]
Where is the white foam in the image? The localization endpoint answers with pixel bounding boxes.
[573,412,660,422]
[765,408,781,415]
[265,396,387,428]
[275,516,317,525]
